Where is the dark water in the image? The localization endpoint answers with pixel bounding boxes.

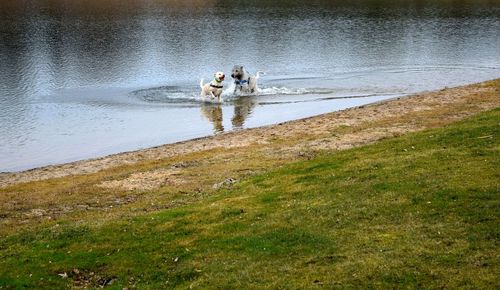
[1,0,499,172]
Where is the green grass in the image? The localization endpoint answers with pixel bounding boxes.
[1,109,498,289]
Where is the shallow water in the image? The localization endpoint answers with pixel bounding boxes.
[1,0,499,172]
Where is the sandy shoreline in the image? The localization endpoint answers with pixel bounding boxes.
[1,79,499,188]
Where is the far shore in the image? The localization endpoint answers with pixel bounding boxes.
[0,78,499,189]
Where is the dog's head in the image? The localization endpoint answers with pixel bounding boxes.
[214,71,225,82]
[231,65,244,80]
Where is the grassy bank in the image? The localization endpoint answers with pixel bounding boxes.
[1,107,498,288]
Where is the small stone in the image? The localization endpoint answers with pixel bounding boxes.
[313,279,323,285]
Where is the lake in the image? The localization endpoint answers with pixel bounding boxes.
[0,0,499,172]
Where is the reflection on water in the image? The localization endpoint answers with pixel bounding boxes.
[200,96,257,133]
[0,0,499,171]
[201,104,224,133]
[232,97,257,130]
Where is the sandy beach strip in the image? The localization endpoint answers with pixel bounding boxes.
[0,79,498,188]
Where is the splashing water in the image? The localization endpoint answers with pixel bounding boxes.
[131,82,342,105]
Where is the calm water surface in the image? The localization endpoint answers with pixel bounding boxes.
[1,0,499,172]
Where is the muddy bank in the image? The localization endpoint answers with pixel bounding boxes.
[0,79,499,188]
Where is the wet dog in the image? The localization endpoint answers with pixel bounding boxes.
[200,71,225,102]
[230,65,264,94]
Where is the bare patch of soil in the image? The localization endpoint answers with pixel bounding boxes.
[98,168,184,191]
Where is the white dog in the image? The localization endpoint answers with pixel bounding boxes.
[231,65,264,94]
[200,71,225,102]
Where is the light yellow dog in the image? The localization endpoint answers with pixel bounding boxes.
[200,71,225,102]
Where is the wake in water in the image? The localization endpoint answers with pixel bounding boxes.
[130,83,341,106]
[130,69,446,106]
[131,86,200,104]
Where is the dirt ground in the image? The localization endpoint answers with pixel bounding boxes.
[0,79,498,189]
